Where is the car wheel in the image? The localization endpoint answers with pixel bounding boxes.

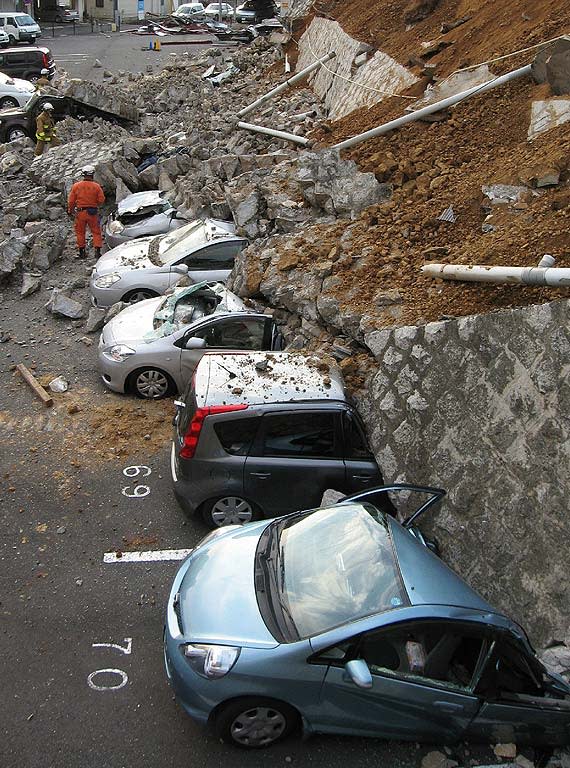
[0,97,19,108]
[129,368,175,400]
[7,126,28,141]
[214,697,299,748]
[202,496,258,528]
[123,288,159,304]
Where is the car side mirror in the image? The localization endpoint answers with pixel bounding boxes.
[184,336,207,350]
[343,659,373,689]
[171,264,189,275]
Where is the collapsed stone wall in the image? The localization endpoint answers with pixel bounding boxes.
[296,17,418,120]
[358,300,570,646]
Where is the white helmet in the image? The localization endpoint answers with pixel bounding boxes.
[40,68,49,75]
[82,165,95,176]
[43,102,54,111]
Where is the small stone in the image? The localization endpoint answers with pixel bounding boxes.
[79,336,93,346]
[20,273,42,298]
[516,755,535,768]
[494,744,517,759]
[56,526,66,535]
[67,404,80,415]
[421,752,449,768]
[144,434,151,441]
[85,307,107,334]
[93,59,102,68]
[75,578,83,586]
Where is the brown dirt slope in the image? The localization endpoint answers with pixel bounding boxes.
[284,1,570,325]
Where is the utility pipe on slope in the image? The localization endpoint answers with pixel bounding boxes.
[421,261,570,287]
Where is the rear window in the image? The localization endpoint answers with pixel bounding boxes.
[214,417,259,455]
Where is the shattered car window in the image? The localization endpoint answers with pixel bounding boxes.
[144,282,224,341]
[117,202,171,226]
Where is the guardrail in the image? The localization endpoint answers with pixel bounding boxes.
[40,19,115,37]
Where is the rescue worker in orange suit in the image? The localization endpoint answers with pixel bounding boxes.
[67,166,105,259]
[35,68,51,90]
[35,102,59,156]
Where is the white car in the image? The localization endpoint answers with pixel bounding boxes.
[0,71,35,109]
[172,2,205,18]
[203,3,234,19]
[0,28,9,47]
[90,218,247,308]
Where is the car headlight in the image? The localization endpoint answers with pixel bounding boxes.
[107,220,124,234]
[105,344,136,362]
[182,644,240,679]
[94,272,122,288]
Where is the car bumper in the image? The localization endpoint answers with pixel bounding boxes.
[170,443,200,515]
[163,637,212,725]
[97,335,129,393]
[90,276,126,308]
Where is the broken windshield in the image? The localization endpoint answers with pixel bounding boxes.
[144,282,225,341]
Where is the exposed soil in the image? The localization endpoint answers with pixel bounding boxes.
[281,1,570,326]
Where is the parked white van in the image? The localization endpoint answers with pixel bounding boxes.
[0,13,42,45]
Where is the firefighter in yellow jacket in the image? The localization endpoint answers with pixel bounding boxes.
[35,102,60,156]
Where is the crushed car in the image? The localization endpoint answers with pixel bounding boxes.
[105,190,186,249]
[0,91,137,143]
[90,218,247,307]
[97,281,283,399]
[164,485,570,748]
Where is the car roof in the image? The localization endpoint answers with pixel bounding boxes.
[117,190,168,214]
[195,351,346,408]
[0,46,50,54]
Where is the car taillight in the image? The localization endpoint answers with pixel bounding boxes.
[42,53,49,67]
[180,404,247,459]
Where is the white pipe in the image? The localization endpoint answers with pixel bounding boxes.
[333,64,532,151]
[236,52,336,118]
[237,121,312,147]
[421,263,570,287]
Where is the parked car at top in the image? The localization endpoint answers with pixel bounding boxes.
[234,2,256,23]
[0,45,54,82]
[0,13,41,45]
[165,484,570,748]
[98,282,284,399]
[203,2,234,19]
[37,5,80,23]
[0,28,9,48]
[0,71,35,109]
[172,2,205,18]
[171,351,385,527]
[105,190,186,249]
[90,218,246,308]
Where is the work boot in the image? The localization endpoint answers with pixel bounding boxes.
[78,247,86,259]
[94,247,101,258]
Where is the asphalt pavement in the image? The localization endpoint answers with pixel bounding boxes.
[0,33,500,768]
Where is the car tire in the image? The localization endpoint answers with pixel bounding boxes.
[128,368,175,400]
[7,126,28,141]
[0,97,19,108]
[214,697,299,748]
[122,288,159,304]
[201,496,259,528]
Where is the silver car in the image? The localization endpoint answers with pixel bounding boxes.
[90,218,247,308]
[104,190,186,249]
[0,71,35,109]
[98,282,282,398]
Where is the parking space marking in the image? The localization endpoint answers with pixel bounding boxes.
[103,548,193,563]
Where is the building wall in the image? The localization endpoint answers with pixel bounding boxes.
[84,0,168,20]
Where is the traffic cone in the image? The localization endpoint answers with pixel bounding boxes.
[155,40,161,51]
[148,40,152,50]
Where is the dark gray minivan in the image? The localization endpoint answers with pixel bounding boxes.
[171,351,384,527]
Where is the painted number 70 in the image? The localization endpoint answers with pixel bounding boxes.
[87,638,132,692]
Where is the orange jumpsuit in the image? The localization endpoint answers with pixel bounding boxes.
[67,180,106,249]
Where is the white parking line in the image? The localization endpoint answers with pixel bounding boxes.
[103,548,193,563]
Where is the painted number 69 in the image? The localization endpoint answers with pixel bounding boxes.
[122,465,151,498]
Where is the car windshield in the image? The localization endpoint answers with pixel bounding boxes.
[16,15,36,25]
[145,281,224,340]
[155,220,210,265]
[259,503,409,642]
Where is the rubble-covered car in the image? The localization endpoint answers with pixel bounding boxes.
[98,281,282,399]
[105,190,186,248]
[0,70,35,109]
[165,486,570,749]
[90,218,247,307]
[0,91,136,143]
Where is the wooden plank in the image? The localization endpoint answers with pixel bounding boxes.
[16,364,54,408]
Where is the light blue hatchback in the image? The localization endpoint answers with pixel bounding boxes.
[164,486,570,749]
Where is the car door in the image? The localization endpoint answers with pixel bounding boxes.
[177,314,273,389]
[243,409,347,517]
[465,635,570,747]
[317,619,486,742]
[341,409,383,492]
[174,239,246,284]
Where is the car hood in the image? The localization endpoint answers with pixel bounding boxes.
[177,521,278,648]
[103,297,160,344]
[0,75,35,94]
[94,239,155,274]
[390,519,494,612]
